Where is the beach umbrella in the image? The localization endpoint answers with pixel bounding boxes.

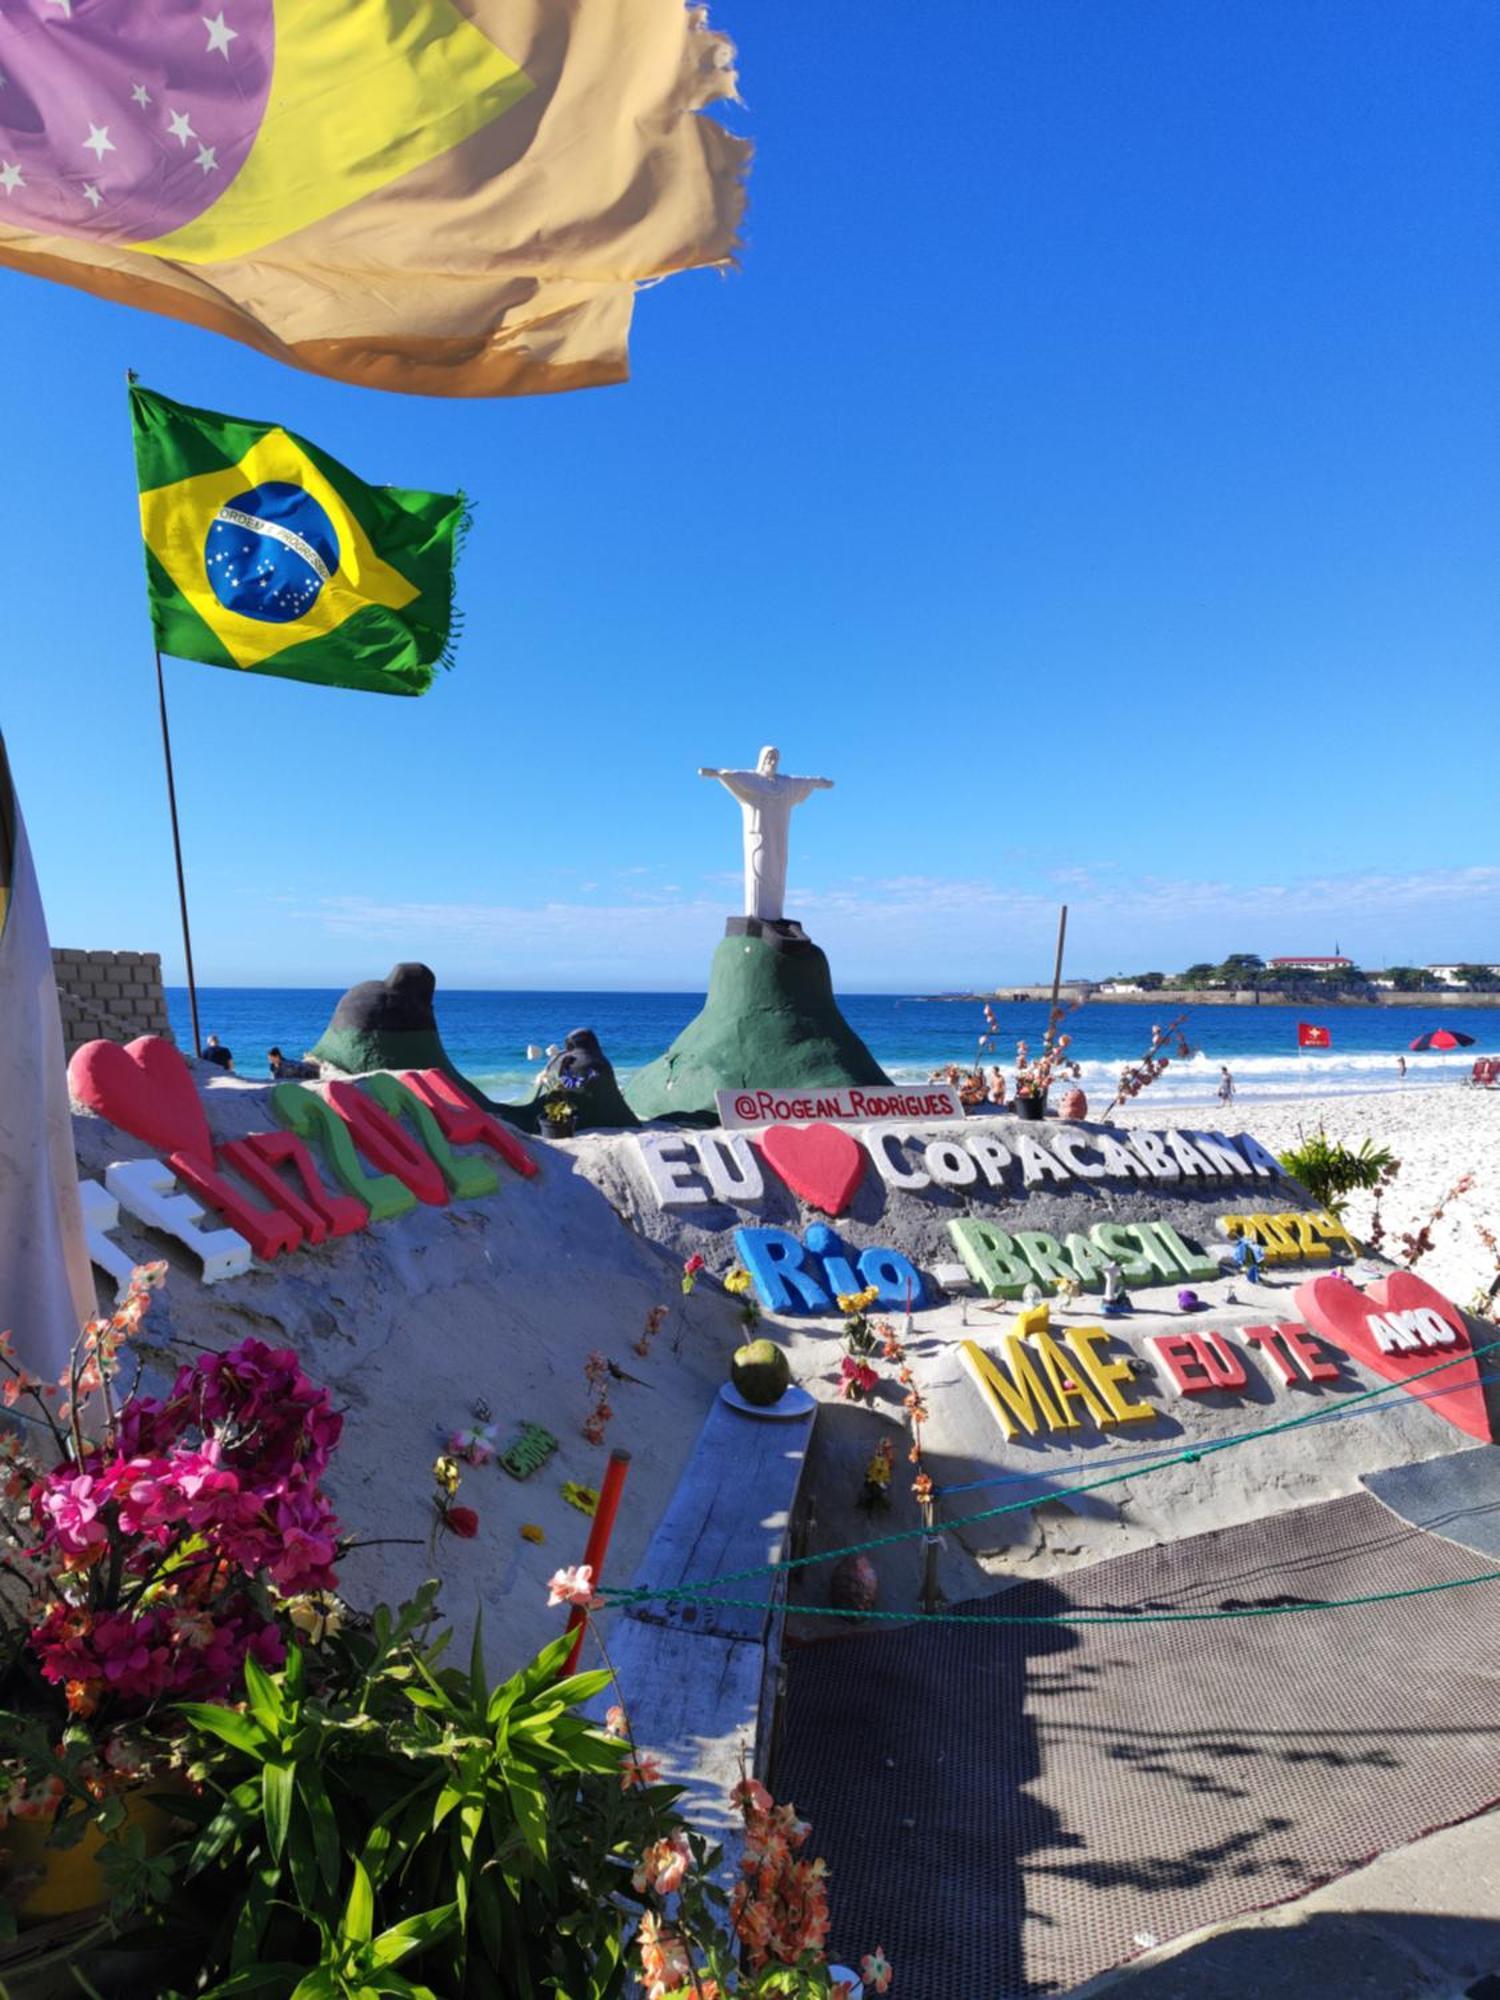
[1409,1028,1476,1051]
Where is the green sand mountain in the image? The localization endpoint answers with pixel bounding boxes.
[624,925,891,1123]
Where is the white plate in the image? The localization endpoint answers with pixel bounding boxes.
[718,1381,816,1421]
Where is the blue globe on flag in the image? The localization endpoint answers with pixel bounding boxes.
[204,483,341,625]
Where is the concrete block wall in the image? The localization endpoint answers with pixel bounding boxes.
[52,949,173,1060]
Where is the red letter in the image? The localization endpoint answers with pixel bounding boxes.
[167,1150,304,1260]
[1277,1321,1340,1383]
[219,1131,369,1244]
[1243,1324,1298,1384]
[403,1070,538,1179]
[1197,1331,1248,1392]
[324,1081,448,1207]
[1150,1334,1216,1395]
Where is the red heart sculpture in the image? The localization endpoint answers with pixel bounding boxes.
[68,1035,213,1166]
[1294,1269,1490,1442]
[757,1122,866,1217]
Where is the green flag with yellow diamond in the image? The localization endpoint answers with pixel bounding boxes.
[131,384,466,697]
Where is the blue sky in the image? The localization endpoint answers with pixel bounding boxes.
[4,1,1497,990]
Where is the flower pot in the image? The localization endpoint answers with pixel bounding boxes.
[545,1109,576,1140]
[3,1788,179,1925]
[1015,1093,1049,1121]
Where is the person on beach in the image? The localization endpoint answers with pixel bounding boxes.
[1217,1064,1234,1105]
[267,1047,317,1081]
[1397,1055,1407,1081]
[203,1034,233,1072]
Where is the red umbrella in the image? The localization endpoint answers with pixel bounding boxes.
[1409,1028,1476,1051]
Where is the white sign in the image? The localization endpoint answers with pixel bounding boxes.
[716,1084,967,1130]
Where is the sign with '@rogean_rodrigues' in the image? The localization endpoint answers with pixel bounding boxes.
[716,1085,967,1129]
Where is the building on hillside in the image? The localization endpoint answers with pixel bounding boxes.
[1099,981,1145,996]
[1268,955,1355,973]
[1426,964,1500,987]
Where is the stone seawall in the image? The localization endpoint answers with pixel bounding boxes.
[52,948,172,1058]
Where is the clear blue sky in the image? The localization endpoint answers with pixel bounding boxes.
[5,1,1497,990]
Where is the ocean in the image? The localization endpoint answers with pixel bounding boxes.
[164,988,1500,1110]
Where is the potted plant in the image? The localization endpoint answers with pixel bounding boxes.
[0,1267,344,1934]
[1013,1006,1082,1120]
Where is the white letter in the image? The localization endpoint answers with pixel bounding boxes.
[105,1158,252,1285]
[923,1138,977,1189]
[696,1131,765,1204]
[77,1178,135,1301]
[1050,1131,1105,1179]
[629,1134,709,1208]
[864,1125,931,1191]
[964,1131,1014,1188]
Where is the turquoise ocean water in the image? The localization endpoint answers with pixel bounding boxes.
[164,989,1500,1110]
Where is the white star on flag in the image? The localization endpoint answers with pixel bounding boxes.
[194,144,219,175]
[131,84,152,109]
[166,110,196,147]
[83,124,116,161]
[0,162,23,195]
[82,183,103,208]
[202,12,238,58]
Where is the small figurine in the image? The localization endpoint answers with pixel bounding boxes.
[1052,1273,1081,1307]
[1177,1288,1206,1313]
[1022,1281,1044,1308]
[1101,1260,1131,1316]
[1231,1234,1266,1283]
[1013,1300,1051,1340]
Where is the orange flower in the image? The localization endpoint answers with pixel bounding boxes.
[621,1753,663,1791]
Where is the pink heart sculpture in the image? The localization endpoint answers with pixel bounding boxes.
[1294,1268,1491,1443]
[68,1036,213,1166]
[757,1122,866,1217]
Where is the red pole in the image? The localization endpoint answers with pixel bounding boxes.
[564,1446,630,1675]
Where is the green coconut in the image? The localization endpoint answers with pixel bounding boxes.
[731,1338,792,1407]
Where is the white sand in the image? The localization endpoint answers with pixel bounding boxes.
[1117,1084,1500,1310]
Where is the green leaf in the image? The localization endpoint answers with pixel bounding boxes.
[288,1973,338,2000]
[344,1857,375,1946]
[263,1759,294,1864]
[468,1611,487,1709]
[504,1768,548,1862]
[368,1903,457,1969]
[177,1703,270,1756]
[198,1967,313,1999]
[302,1766,342,1896]
[541,1668,613,1709]
[243,1656,286,1738]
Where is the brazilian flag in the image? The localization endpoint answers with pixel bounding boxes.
[130,385,466,697]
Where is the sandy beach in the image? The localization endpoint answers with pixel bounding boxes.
[1118,1083,1500,1309]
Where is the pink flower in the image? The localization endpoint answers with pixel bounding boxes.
[621,1753,663,1791]
[546,1563,597,1610]
[632,1828,692,1896]
[730,1776,773,1816]
[604,1704,628,1738]
[444,1505,480,1540]
[861,1947,893,1992]
[683,1254,705,1276]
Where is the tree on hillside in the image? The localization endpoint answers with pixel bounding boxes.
[1452,964,1499,991]
[1216,953,1265,987]
[1179,963,1220,988]
[1128,971,1166,990]
[1382,966,1440,991]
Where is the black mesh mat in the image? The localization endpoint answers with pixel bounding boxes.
[774,1492,1500,1998]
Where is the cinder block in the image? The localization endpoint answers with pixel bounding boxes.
[94,981,123,1002]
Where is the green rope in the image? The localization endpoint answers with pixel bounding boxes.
[636,1566,1500,1628]
[600,1331,1500,1611]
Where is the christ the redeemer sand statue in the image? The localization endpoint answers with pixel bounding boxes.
[698,746,833,923]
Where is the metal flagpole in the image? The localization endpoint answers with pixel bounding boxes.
[152,649,202,1058]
